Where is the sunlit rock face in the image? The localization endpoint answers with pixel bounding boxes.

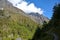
[0,0,7,8]
[0,0,13,8]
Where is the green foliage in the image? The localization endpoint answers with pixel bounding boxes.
[53,4,60,19]
[32,27,41,40]
[0,10,4,16]
[52,4,60,27]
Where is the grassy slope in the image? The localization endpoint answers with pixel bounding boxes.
[0,8,38,40]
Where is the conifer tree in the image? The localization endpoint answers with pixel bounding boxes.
[51,4,60,27]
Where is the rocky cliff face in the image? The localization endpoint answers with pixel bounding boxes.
[0,0,12,8]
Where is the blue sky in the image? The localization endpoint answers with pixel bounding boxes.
[25,0,60,19]
[8,0,60,19]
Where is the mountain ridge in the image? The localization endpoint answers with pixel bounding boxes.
[28,13,49,24]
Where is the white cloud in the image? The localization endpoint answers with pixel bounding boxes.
[8,0,23,6]
[8,0,43,14]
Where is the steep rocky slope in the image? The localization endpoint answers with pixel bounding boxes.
[0,0,38,40]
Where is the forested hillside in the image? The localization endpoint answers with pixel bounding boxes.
[32,4,60,40]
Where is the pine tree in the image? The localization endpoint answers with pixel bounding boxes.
[52,4,60,27]
[48,4,60,40]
